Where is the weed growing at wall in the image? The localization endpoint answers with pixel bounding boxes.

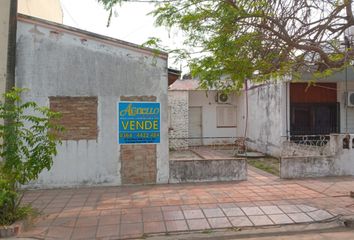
[0,88,62,226]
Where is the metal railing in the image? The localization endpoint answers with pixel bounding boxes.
[282,135,332,157]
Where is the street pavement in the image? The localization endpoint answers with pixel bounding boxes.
[18,166,354,239]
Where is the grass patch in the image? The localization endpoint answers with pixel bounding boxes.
[247,157,280,176]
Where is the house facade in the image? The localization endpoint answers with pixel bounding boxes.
[16,14,169,187]
[168,79,239,150]
[240,72,354,157]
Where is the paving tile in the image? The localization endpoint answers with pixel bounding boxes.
[278,205,302,213]
[96,224,120,238]
[203,208,225,218]
[79,210,101,217]
[121,208,141,214]
[268,214,294,224]
[229,216,254,227]
[296,204,318,212]
[241,206,264,216]
[46,226,73,239]
[218,203,238,209]
[120,222,143,238]
[187,218,211,230]
[260,206,283,214]
[183,209,205,219]
[71,226,97,240]
[99,215,120,226]
[76,216,99,227]
[181,204,200,210]
[143,207,161,213]
[307,209,333,221]
[208,217,232,228]
[165,220,189,232]
[288,212,314,223]
[248,215,273,226]
[144,221,166,234]
[162,206,180,211]
[163,210,185,220]
[223,207,245,217]
[121,213,142,223]
[143,211,164,221]
[51,217,77,227]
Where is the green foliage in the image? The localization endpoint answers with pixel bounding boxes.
[0,88,62,226]
[99,0,354,91]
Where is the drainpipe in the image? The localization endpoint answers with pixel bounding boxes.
[285,81,288,140]
[6,0,17,92]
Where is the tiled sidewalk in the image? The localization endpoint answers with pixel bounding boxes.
[19,167,354,239]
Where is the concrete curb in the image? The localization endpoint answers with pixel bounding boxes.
[147,218,349,240]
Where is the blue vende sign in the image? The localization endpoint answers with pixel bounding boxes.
[118,102,160,144]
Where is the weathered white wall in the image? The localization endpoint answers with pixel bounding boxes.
[16,18,169,187]
[329,134,354,175]
[281,134,354,178]
[168,90,189,149]
[337,81,354,133]
[237,82,288,157]
[189,90,238,145]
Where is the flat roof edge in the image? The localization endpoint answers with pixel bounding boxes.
[17,14,168,59]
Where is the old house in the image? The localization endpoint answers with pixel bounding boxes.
[168,79,239,150]
[237,72,354,178]
[16,14,170,187]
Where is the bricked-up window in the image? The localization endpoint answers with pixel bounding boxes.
[49,97,98,140]
[216,106,237,128]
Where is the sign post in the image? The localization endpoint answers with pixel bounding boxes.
[118,102,160,144]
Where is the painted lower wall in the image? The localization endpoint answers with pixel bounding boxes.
[236,82,288,157]
[16,18,169,187]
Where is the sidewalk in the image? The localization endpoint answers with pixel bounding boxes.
[19,166,354,239]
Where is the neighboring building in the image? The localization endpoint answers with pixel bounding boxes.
[240,72,354,157]
[16,14,169,187]
[18,0,63,23]
[168,79,239,149]
[169,71,354,159]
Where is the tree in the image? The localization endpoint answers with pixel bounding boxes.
[99,0,354,90]
[0,88,62,226]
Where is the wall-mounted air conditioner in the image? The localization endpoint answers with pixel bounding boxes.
[216,92,231,104]
[348,92,354,107]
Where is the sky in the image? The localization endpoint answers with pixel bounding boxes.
[60,0,186,71]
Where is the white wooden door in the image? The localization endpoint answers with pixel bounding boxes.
[188,107,202,146]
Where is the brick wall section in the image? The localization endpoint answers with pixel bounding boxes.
[121,145,156,184]
[49,96,98,140]
[120,95,157,184]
